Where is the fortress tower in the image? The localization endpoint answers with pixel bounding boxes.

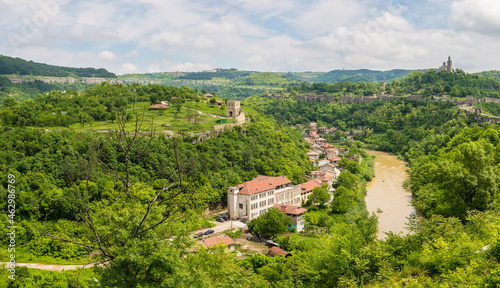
[226,100,246,124]
[447,55,453,73]
[226,100,240,118]
[438,56,454,73]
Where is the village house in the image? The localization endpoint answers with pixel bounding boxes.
[320,162,337,172]
[306,150,320,160]
[273,204,307,232]
[309,133,320,139]
[228,176,301,221]
[309,122,317,129]
[316,170,336,190]
[199,235,236,251]
[314,137,327,145]
[328,156,342,166]
[299,180,322,203]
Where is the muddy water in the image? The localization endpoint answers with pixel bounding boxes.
[364,150,415,239]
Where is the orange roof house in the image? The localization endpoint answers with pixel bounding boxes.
[299,180,322,195]
[199,235,236,251]
[273,204,307,232]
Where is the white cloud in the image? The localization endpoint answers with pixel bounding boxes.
[127,50,139,57]
[450,0,500,35]
[121,63,138,73]
[98,50,116,61]
[168,62,212,72]
[148,63,161,73]
[289,0,365,36]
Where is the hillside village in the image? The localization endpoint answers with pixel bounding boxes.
[197,121,362,256]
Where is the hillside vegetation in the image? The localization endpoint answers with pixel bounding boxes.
[0,55,116,78]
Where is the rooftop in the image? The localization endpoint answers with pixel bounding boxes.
[273,204,307,215]
[201,235,235,248]
[235,175,292,195]
[299,180,322,194]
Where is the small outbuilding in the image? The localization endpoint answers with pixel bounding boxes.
[200,235,236,251]
[268,246,291,257]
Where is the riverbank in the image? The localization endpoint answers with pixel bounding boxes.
[364,150,415,239]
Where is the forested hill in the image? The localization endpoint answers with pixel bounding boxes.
[0,55,116,78]
[310,68,423,83]
[278,69,500,98]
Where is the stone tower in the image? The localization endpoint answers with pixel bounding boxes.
[226,101,240,118]
[447,55,453,73]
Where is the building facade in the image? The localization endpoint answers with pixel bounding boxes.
[227,175,302,221]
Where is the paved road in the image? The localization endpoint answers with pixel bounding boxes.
[195,220,247,238]
[1,262,97,271]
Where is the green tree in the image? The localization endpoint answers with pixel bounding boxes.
[249,207,291,239]
[309,185,330,206]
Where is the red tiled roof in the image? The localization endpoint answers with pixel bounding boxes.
[238,176,292,195]
[268,246,291,257]
[202,235,235,248]
[273,204,307,215]
[204,93,214,97]
[299,180,322,194]
[320,142,334,148]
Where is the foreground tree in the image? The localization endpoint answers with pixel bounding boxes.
[40,111,206,286]
[309,185,331,207]
[248,208,291,239]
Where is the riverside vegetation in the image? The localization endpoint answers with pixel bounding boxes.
[1,67,500,286]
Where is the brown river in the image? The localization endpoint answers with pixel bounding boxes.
[364,150,416,239]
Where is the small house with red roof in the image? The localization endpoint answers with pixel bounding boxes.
[273,204,307,232]
[299,180,322,203]
[199,235,236,251]
[228,176,301,221]
[309,133,320,139]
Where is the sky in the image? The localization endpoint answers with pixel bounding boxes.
[1,0,500,74]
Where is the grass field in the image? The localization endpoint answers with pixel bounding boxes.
[61,100,250,134]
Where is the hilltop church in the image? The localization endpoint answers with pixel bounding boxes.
[439,56,453,73]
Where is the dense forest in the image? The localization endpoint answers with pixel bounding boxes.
[280,69,500,98]
[0,55,116,78]
[310,68,422,84]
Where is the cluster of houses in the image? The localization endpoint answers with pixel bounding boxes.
[206,122,364,257]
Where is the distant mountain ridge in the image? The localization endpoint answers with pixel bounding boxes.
[309,69,427,83]
[0,55,116,78]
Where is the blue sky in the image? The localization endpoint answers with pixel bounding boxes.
[1,0,500,74]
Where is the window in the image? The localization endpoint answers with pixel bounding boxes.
[251,203,258,210]
[239,203,243,209]
[268,198,274,205]
[260,200,266,207]
[251,195,257,201]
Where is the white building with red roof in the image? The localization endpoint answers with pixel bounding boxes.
[228,175,301,221]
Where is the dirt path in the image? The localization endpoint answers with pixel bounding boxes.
[1,262,99,271]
